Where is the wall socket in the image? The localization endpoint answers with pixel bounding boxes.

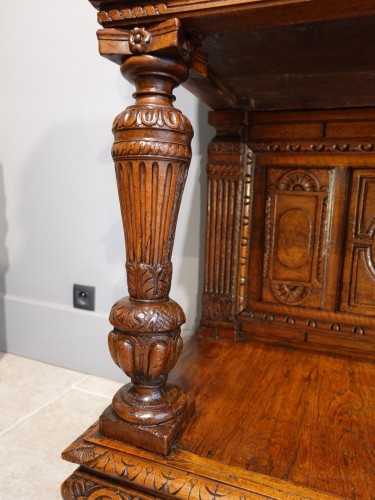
[73,284,95,311]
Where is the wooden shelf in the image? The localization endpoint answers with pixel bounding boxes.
[63,336,375,498]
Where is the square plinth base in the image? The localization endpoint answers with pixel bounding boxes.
[99,398,195,456]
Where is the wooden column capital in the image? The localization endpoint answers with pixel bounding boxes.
[96,18,188,64]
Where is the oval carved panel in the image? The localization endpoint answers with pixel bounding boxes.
[277,208,312,269]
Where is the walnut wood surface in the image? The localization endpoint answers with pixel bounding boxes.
[91,19,196,453]
[201,107,375,360]
[198,111,251,340]
[62,337,375,499]
[62,1,375,498]
[189,15,375,110]
[171,337,375,498]
[88,1,375,111]
[62,414,343,499]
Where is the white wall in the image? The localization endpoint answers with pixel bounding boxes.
[0,0,214,380]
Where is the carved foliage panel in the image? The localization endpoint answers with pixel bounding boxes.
[262,168,331,308]
[341,170,375,314]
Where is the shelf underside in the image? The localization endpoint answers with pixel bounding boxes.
[184,15,375,110]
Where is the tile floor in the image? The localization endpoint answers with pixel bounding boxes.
[0,352,123,499]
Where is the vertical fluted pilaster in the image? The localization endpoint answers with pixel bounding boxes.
[199,110,251,340]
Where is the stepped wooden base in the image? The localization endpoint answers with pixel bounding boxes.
[99,397,195,455]
[61,468,155,500]
[61,422,339,500]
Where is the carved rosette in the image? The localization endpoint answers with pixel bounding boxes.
[107,53,193,427]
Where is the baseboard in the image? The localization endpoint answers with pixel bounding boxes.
[1,294,193,381]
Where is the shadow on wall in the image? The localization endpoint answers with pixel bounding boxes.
[0,164,9,351]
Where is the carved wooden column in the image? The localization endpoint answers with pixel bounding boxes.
[96,19,195,455]
[198,110,253,340]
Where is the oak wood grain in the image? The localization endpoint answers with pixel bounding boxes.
[171,337,375,499]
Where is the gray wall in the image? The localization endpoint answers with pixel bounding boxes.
[0,0,213,380]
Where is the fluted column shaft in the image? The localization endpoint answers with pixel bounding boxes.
[105,54,193,428]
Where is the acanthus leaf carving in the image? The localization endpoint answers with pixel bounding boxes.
[109,329,182,385]
[126,262,172,300]
[110,297,185,333]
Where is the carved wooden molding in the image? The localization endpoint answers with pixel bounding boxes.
[208,141,244,153]
[94,0,298,24]
[61,471,153,500]
[63,432,248,499]
[250,141,375,153]
[206,163,245,178]
[113,105,193,134]
[243,309,374,339]
[98,19,183,59]
[237,149,253,314]
[62,423,336,500]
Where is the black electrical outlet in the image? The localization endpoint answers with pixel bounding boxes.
[73,284,95,311]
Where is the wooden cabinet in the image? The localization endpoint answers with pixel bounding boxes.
[199,109,375,359]
[62,3,375,498]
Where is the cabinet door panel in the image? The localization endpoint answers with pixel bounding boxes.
[341,171,375,314]
[262,167,331,308]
